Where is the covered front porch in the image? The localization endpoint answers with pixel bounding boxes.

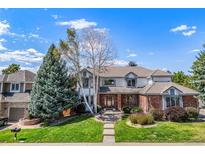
[98,93,139,110]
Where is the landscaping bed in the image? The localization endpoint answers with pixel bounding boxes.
[115,117,205,143]
[0,115,103,143]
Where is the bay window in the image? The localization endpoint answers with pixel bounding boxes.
[165,89,181,108]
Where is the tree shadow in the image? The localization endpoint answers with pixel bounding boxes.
[49,113,92,127]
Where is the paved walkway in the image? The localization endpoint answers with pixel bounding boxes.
[103,122,115,144]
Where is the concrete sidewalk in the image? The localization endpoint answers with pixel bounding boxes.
[1,143,205,146]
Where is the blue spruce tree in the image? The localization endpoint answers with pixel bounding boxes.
[29,44,76,121]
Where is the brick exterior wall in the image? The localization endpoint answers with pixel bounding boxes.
[182,95,199,108]
[139,95,148,112]
[121,94,138,108]
[148,95,163,110]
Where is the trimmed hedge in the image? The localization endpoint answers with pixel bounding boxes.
[123,106,132,114]
[129,113,155,125]
[131,107,143,113]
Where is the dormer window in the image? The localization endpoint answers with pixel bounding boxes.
[127,79,136,87]
[10,83,20,92]
[170,89,175,95]
[104,79,115,86]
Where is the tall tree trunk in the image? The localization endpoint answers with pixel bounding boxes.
[78,75,94,115]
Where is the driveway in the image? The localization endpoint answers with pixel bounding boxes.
[0,121,19,131]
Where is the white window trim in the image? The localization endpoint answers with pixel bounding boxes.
[10,83,20,92]
[163,95,183,110]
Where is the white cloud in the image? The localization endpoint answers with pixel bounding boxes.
[182,30,196,36]
[170,25,189,32]
[28,33,40,39]
[127,53,137,57]
[56,19,97,30]
[0,48,44,64]
[148,52,155,56]
[188,49,200,54]
[0,38,7,50]
[113,59,128,66]
[0,20,10,35]
[170,24,197,37]
[51,15,60,20]
[94,28,108,33]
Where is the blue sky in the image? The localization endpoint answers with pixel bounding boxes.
[0,8,205,74]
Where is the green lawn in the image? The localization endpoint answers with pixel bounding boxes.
[0,115,103,143]
[115,118,205,143]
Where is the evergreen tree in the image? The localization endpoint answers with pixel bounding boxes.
[191,48,205,103]
[29,44,76,120]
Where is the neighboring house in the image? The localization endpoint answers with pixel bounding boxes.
[79,66,199,112]
[0,70,35,121]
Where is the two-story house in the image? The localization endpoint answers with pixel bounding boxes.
[79,66,199,112]
[0,70,35,121]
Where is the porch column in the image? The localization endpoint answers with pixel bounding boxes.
[117,94,122,110]
[97,94,100,107]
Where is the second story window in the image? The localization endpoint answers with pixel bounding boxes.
[127,79,136,87]
[10,83,20,92]
[104,79,115,86]
[83,78,89,88]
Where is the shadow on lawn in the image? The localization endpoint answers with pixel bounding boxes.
[50,114,92,127]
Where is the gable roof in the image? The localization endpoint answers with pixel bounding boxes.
[86,66,171,78]
[151,69,172,77]
[0,70,36,83]
[141,82,199,95]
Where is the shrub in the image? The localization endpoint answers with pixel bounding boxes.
[129,113,155,125]
[165,106,188,122]
[74,103,86,114]
[185,107,198,119]
[131,106,143,113]
[97,105,102,113]
[123,106,132,114]
[149,108,164,121]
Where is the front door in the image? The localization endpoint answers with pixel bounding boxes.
[105,95,115,108]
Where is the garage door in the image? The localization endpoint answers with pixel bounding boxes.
[9,108,25,121]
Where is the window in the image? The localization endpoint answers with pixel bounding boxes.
[10,83,20,92]
[0,83,1,92]
[104,79,115,86]
[127,79,136,87]
[83,71,86,77]
[82,78,89,88]
[165,96,180,108]
[170,89,175,95]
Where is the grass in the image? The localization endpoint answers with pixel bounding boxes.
[115,117,205,143]
[0,115,103,143]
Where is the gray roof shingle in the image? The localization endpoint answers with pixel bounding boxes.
[1,70,35,83]
[86,66,171,78]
